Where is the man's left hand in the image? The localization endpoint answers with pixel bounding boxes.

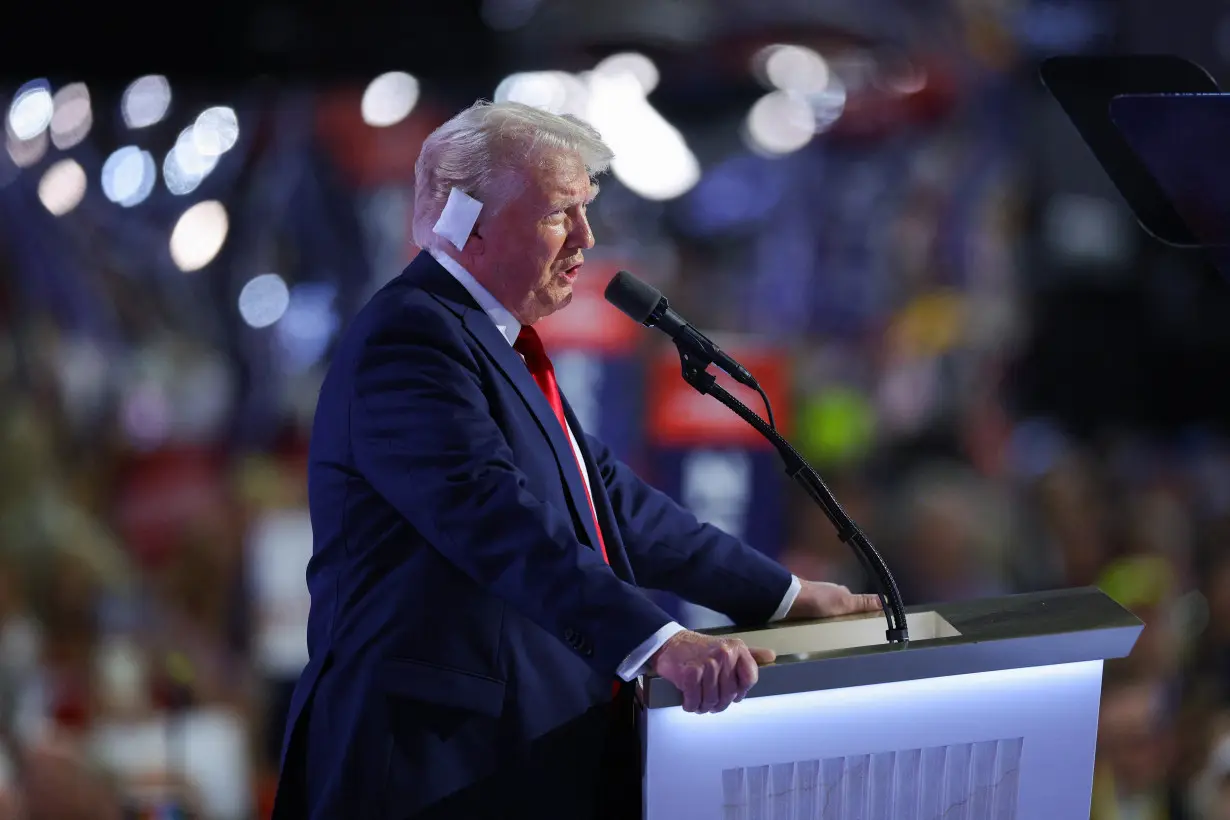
[785,580,883,621]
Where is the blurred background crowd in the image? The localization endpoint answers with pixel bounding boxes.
[4,0,1230,817]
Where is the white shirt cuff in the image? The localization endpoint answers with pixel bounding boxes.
[769,575,802,622]
[616,621,687,682]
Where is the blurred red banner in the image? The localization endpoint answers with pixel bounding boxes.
[647,343,792,449]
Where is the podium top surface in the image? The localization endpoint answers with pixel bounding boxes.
[639,587,1142,709]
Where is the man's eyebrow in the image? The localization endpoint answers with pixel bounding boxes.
[550,184,600,211]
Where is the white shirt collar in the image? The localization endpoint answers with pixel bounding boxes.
[428,248,520,346]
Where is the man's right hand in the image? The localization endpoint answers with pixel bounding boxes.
[650,630,776,714]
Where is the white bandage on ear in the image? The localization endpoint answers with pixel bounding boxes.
[433,188,483,251]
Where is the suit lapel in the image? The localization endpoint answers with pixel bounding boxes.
[459,312,606,559]
[405,254,606,559]
[560,397,636,584]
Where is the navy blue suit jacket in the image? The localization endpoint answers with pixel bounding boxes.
[273,252,793,819]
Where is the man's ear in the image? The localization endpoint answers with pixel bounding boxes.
[463,226,485,261]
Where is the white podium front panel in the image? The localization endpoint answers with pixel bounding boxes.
[642,660,1103,820]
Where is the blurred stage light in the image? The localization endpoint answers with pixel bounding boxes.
[744,91,815,156]
[101,146,156,207]
[756,45,830,95]
[361,72,419,127]
[49,82,92,149]
[586,70,699,200]
[7,80,54,141]
[170,200,229,272]
[494,71,588,117]
[276,282,339,372]
[594,53,659,95]
[238,273,291,328]
[6,130,47,168]
[192,106,239,156]
[122,75,172,129]
[38,158,87,216]
[164,126,219,195]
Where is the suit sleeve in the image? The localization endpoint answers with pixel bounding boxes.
[349,307,673,676]
[585,433,794,626]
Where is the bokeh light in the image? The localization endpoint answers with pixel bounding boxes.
[164,126,219,195]
[49,83,92,149]
[238,274,292,329]
[7,80,54,141]
[121,75,172,129]
[37,158,87,216]
[360,72,420,127]
[101,146,156,207]
[192,106,239,156]
[170,200,229,272]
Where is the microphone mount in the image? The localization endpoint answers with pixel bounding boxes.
[672,341,910,645]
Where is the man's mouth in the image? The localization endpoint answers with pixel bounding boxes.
[561,262,583,280]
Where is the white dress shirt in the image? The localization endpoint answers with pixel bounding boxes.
[429,249,801,680]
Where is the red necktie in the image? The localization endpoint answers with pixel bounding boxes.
[515,326,610,565]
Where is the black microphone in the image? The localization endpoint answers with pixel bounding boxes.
[604,271,757,388]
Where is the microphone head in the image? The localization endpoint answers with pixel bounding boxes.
[604,271,663,325]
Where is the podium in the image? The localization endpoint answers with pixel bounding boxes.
[636,587,1142,819]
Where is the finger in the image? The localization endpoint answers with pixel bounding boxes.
[714,649,739,712]
[856,593,883,612]
[733,648,758,702]
[749,646,777,665]
[700,659,720,713]
[681,668,703,713]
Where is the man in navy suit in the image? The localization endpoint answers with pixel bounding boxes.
[273,100,880,819]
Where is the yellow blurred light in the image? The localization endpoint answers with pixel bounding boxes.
[170,200,229,272]
[38,158,87,216]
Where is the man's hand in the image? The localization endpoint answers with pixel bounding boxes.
[786,580,883,620]
[650,631,776,714]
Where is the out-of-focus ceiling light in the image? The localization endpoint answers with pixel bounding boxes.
[101,146,156,207]
[494,71,587,116]
[38,158,87,216]
[585,71,699,201]
[361,72,420,127]
[757,45,831,95]
[121,75,172,129]
[164,126,218,195]
[7,80,54,141]
[593,52,660,95]
[192,106,239,156]
[170,200,229,272]
[744,91,816,156]
[49,83,92,149]
[238,273,291,328]
[6,130,47,168]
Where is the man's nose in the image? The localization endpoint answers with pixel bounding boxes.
[571,213,595,249]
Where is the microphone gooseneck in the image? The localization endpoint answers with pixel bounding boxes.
[604,270,910,645]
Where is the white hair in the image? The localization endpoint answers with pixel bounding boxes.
[412,100,614,251]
